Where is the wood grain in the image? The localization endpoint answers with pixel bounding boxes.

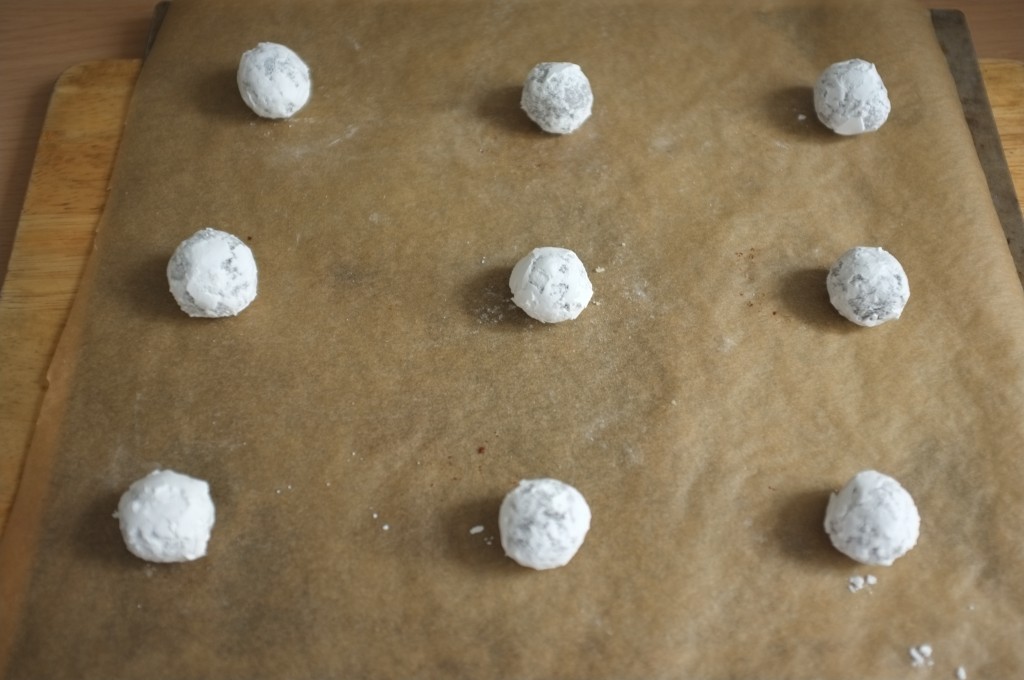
[985,59,1024,187]
[0,60,140,533]
[0,58,1021,536]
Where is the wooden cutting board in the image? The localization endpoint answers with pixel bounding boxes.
[0,57,1022,537]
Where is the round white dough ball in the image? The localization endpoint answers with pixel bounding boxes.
[115,469,216,563]
[824,470,920,566]
[521,62,594,134]
[826,246,909,327]
[237,42,311,119]
[814,58,891,135]
[167,228,258,318]
[499,478,591,570]
[509,246,593,323]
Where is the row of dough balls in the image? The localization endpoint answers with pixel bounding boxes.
[167,229,910,328]
[235,42,596,132]
[237,42,890,136]
[114,468,919,569]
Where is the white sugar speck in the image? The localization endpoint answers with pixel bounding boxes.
[848,574,877,592]
[469,525,485,535]
[594,266,606,273]
[382,524,390,531]
[956,667,967,680]
[909,644,934,668]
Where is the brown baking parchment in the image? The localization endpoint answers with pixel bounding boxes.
[2,0,1024,677]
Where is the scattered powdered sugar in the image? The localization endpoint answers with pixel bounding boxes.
[847,574,877,592]
[956,666,967,680]
[909,644,934,668]
[469,525,485,535]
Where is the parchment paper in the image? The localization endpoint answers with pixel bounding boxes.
[3,0,1024,677]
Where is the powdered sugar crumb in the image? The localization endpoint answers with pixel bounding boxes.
[956,666,967,680]
[848,574,878,592]
[469,525,485,535]
[909,644,934,668]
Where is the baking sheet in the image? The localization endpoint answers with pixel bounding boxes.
[932,9,1024,285]
[3,0,1024,677]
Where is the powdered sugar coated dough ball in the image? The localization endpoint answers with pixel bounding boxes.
[824,470,920,566]
[814,58,891,135]
[115,470,216,563]
[167,228,258,318]
[237,42,311,119]
[499,478,592,570]
[521,62,594,134]
[826,246,909,327]
[509,246,593,323]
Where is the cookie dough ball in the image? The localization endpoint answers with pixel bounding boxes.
[237,42,311,119]
[115,470,216,563]
[167,228,258,318]
[509,246,593,323]
[499,478,591,570]
[826,246,909,327]
[521,62,594,134]
[824,470,920,566]
[814,59,891,135]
